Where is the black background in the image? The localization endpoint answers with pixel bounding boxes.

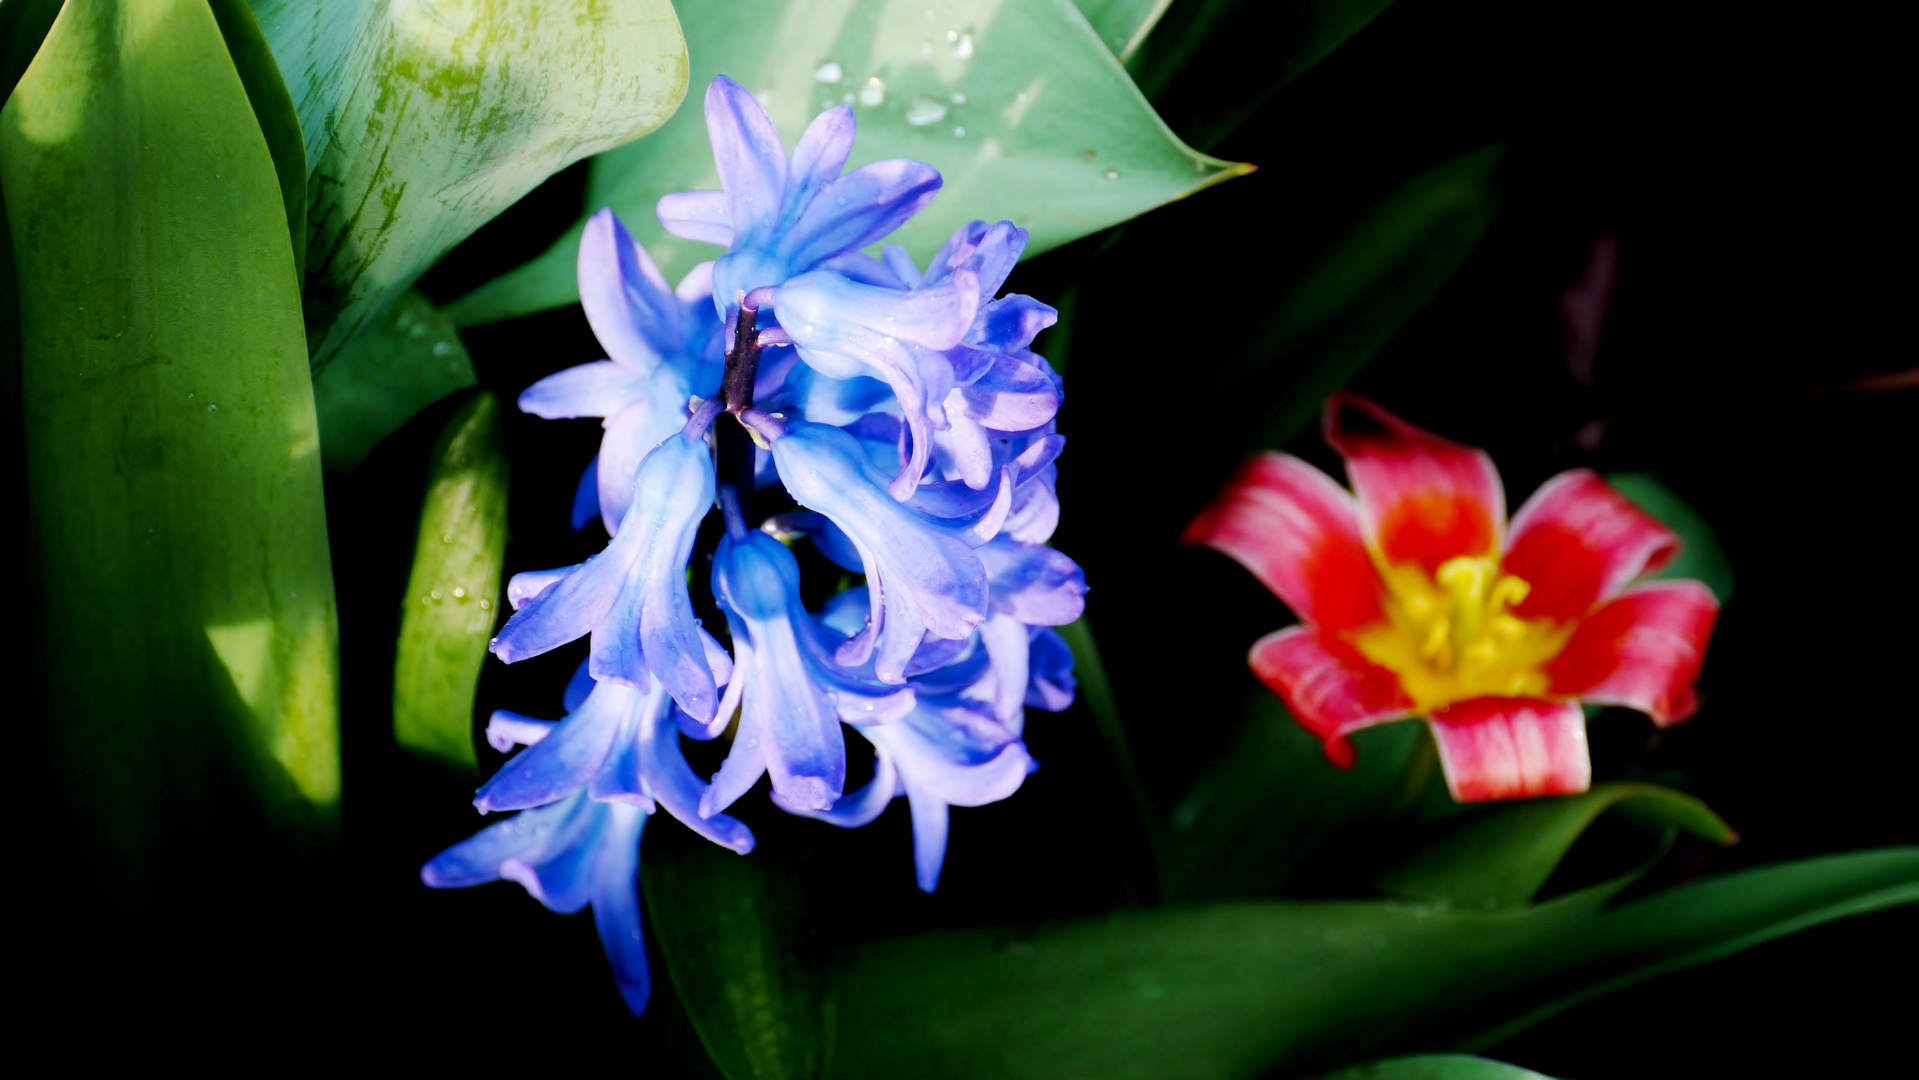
[23,0,1913,1072]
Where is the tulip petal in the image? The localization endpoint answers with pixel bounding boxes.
[1324,392,1505,573]
[1427,697,1591,802]
[1182,452,1386,632]
[1545,580,1719,725]
[1248,626,1415,766]
[1502,469,1681,620]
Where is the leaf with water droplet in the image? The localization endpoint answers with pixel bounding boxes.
[393,392,509,770]
[312,290,476,472]
[445,0,1251,326]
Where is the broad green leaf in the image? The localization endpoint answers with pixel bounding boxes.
[1,1,63,106]
[827,849,1918,1080]
[1129,0,1398,151]
[2,0,340,878]
[1374,782,1736,910]
[393,391,506,768]
[313,289,476,471]
[445,0,1251,327]
[1236,144,1503,450]
[1074,0,1176,61]
[1312,1056,1553,1080]
[247,0,689,366]
[205,0,306,283]
[645,821,830,1080]
[1162,693,1431,902]
[1605,472,1735,604]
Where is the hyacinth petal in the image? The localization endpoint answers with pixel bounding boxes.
[1502,469,1682,621]
[1025,627,1077,712]
[979,539,1088,626]
[784,159,943,271]
[771,422,990,681]
[578,208,676,373]
[587,687,655,810]
[705,76,787,250]
[784,105,857,222]
[978,613,1030,730]
[519,361,650,420]
[502,797,607,914]
[507,565,573,611]
[474,685,627,812]
[976,295,1057,354]
[934,411,996,490]
[571,456,601,531]
[907,786,950,893]
[1427,697,1592,802]
[875,696,1031,806]
[563,658,596,713]
[1004,464,1060,544]
[786,741,901,828]
[588,802,651,1015]
[596,383,697,534]
[640,706,755,852]
[776,269,981,364]
[700,682,767,819]
[657,190,734,247]
[1546,580,1719,726]
[1182,452,1386,632]
[494,540,637,660]
[1324,392,1506,574]
[954,354,1061,431]
[421,791,595,889]
[487,711,558,753]
[1248,626,1415,767]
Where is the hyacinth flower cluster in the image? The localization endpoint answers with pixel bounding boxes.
[423,76,1085,1014]
[1184,393,1718,802]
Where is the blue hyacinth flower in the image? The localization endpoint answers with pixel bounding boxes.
[491,430,727,723]
[519,209,722,534]
[657,75,941,322]
[705,525,915,815]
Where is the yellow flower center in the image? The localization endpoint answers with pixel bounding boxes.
[1348,556,1571,712]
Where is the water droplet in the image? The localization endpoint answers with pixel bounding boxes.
[421,595,433,605]
[442,533,454,544]
[452,586,467,599]
[814,60,843,85]
[952,126,966,138]
[206,403,217,413]
[186,391,195,400]
[950,91,968,105]
[904,96,948,126]
[858,76,886,107]
[1105,168,1121,180]
[409,322,429,339]
[479,598,492,611]
[952,33,975,60]
[430,589,443,600]
[432,340,453,356]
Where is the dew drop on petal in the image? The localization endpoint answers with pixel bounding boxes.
[814,60,843,85]
[858,76,886,107]
[905,96,948,126]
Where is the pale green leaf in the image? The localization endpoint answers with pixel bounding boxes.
[1605,472,1735,604]
[247,0,689,366]
[1311,1056,1553,1080]
[446,0,1250,327]
[1374,782,1736,910]
[393,390,507,769]
[2,0,340,873]
[826,849,1918,1080]
[1074,0,1176,61]
[313,289,476,471]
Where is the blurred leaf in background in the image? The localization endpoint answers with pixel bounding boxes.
[247,0,691,366]
[446,0,1249,326]
[1311,1055,1556,1080]
[393,391,508,769]
[1606,472,1735,604]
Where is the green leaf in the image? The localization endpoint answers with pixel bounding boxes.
[1,0,63,106]
[1128,0,1398,151]
[1162,694,1432,902]
[644,822,830,1080]
[2,0,340,877]
[445,0,1251,327]
[205,0,306,283]
[392,390,506,769]
[1374,782,1736,910]
[1057,617,1163,890]
[246,0,689,366]
[1311,1055,1554,1080]
[1074,0,1177,61]
[1235,144,1503,450]
[313,289,476,471]
[1604,472,1735,604]
[826,849,1919,1080]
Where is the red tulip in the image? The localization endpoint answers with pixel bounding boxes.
[1183,393,1719,802]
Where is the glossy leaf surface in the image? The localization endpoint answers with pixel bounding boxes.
[247,0,689,365]
[1374,782,1736,909]
[645,822,829,1080]
[1311,1056,1553,1080]
[2,0,340,873]
[313,289,476,471]
[1605,472,1735,603]
[1234,144,1503,449]
[393,391,506,768]
[828,849,1917,1080]
[446,0,1249,326]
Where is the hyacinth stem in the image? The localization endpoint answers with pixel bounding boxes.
[692,291,774,628]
